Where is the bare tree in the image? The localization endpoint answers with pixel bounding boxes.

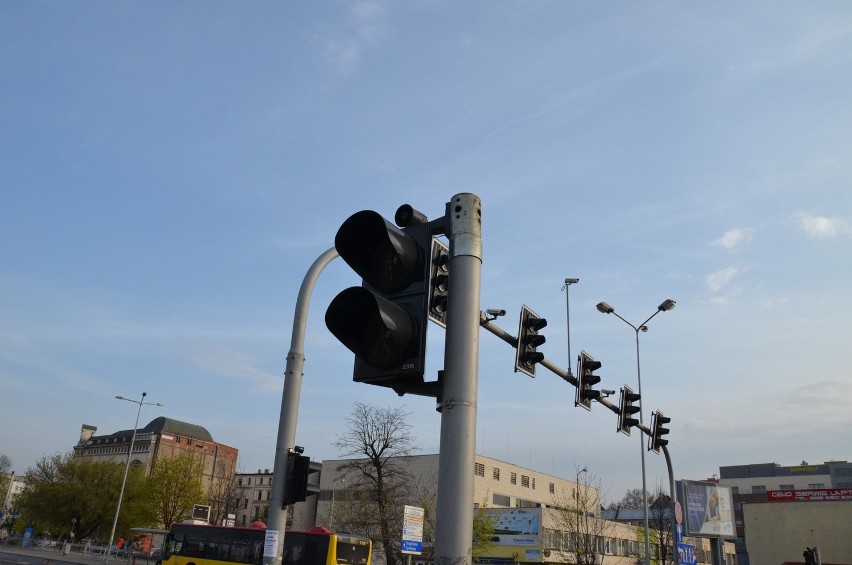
[207,461,242,526]
[551,467,612,565]
[610,488,651,510]
[333,403,416,565]
[648,482,673,565]
[0,453,12,518]
[610,483,673,565]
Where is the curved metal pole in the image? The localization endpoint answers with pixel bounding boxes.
[662,445,679,565]
[266,247,339,565]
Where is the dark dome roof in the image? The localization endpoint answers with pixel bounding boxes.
[141,417,214,442]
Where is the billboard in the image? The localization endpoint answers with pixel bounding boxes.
[678,481,735,538]
[485,508,541,546]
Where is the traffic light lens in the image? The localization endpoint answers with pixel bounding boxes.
[335,211,420,294]
[325,287,414,369]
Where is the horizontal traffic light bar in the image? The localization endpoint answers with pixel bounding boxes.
[479,311,657,437]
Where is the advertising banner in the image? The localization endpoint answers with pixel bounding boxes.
[768,488,852,502]
[491,508,540,545]
[680,481,735,538]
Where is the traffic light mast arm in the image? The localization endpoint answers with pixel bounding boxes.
[480,313,621,415]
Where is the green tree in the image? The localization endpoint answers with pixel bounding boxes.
[17,452,153,540]
[147,452,206,528]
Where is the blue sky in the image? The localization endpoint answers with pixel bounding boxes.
[2,2,851,503]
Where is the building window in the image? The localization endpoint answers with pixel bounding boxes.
[474,463,485,477]
[549,482,555,494]
[493,493,510,506]
[779,483,794,489]
[808,483,825,489]
[521,475,530,488]
[493,468,500,481]
[511,472,517,485]
[531,478,536,490]
[752,485,766,494]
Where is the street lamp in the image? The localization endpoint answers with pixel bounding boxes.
[562,278,580,377]
[105,392,163,564]
[595,299,675,565]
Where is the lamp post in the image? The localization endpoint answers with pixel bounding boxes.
[105,392,163,564]
[562,278,580,377]
[595,299,675,565]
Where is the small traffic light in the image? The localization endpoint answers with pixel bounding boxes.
[428,238,449,327]
[514,306,547,377]
[325,207,436,392]
[283,451,322,507]
[575,351,602,410]
[649,410,671,453]
[617,385,641,435]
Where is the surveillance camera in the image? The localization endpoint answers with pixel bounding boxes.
[601,389,616,396]
[486,308,506,317]
[564,278,580,284]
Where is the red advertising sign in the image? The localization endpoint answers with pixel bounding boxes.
[767,488,852,502]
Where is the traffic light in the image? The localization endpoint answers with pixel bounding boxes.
[283,450,322,507]
[575,351,602,410]
[325,207,437,392]
[514,306,547,377]
[428,238,449,327]
[617,385,641,435]
[649,410,671,453]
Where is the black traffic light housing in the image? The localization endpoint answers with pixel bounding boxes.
[617,385,641,435]
[429,238,449,328]
[575,351,602,410]
[325,206,447,396]
[514,305,547,378]
[649,410,671,453]
[283,450,322,507]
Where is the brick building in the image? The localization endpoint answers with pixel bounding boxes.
[73,416,238,494]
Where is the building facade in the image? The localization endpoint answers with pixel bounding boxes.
[73,417,239,495]
[235,469,273,527]
[719,459,852,565]
[312,453,735,565]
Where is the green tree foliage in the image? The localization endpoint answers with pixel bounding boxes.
[17,452,153,540]
[147,452,206,528]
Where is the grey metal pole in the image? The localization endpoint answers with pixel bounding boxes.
[633,328,651,565]
[107,393,163,565]
[265,247,339,565]
[434,193,482,565]
[562,278,579,377]
[661,445,678,565]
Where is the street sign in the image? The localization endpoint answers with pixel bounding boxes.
[401,505,424,555]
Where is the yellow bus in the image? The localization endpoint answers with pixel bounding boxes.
[159,524,371,565]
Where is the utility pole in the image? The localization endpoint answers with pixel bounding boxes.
[434,193,482,565]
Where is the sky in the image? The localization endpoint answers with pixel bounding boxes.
[2,1,851,504]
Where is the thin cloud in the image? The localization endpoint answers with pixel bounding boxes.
[712,228,753,251]
[706,267,740,293]
[793,212,851,238]
[184,345,282,393]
